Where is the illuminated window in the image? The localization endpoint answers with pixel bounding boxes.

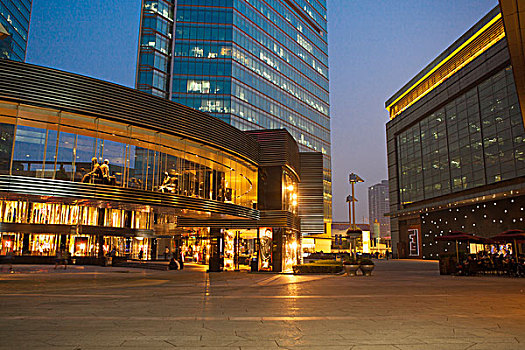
[187,80,210,93]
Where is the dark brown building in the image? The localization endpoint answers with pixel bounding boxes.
[386,5,525,259]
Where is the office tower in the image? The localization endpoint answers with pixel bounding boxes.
[136,0,331,233]
[0,0,31,61]
[368,180,390,238]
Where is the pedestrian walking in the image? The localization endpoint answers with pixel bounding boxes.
[138,248,144,261]
[54,249,68,270]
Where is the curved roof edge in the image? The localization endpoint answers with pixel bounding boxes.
[386,6,501,108]
[0,60,260,165]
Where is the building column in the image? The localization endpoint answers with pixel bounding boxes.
[208,228,223,272]
[272,227,283,272]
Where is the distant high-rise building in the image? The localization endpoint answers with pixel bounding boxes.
[368,180,390,238]
[136,0,331,233]
[0,0,32,61]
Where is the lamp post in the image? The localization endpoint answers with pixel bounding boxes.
[346,194,358,257]
[346,195,357,230]
[348,173,364,230]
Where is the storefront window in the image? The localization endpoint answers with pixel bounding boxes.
[12,124,47,177]
[223,230,235,270]
[55,131,76,181]
[181,229,211,264]
[259,227,273,270]
[30,234,57,256]
[283,232,299,272]
[0,102,257,208]
[75,134,97,182]
[0,122,14,174]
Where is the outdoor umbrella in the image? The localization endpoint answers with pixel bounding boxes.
[435,231,487,262]
[490,229,525,263]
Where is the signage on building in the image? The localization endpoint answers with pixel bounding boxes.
[408,228,419,256]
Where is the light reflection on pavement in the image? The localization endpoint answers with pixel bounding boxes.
[0,260,524,349]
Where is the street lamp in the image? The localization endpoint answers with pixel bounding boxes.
[348,173,364,231]
[346,195,357,230]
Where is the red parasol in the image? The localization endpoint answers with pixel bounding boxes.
[490,229,525,242]
[435,231,488,261]
[436,231,487,243]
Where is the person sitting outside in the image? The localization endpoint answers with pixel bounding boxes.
[465,255,478,276]
[168,257,180,270]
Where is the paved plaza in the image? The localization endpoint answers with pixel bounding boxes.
[0,260,524,349]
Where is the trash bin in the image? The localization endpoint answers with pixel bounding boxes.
[250,257,258,272]
[104,257,112,267]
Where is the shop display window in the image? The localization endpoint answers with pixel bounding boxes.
[222,229,258,270]
[283,232,299,272]
[131,237,150,260]
[1,233,19,254]
[0,200,153,230]
[223,230,235,270]
[29,234,57,256]
[180,228,210,264]
[259,227,273,270]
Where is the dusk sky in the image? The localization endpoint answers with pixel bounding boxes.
[26,0,499,223]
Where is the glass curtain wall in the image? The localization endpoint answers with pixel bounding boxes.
[0,101,258,208]
[170,0,332,221]
[0,0,32,61]
[397,66,525,205]
[137,0,175,98]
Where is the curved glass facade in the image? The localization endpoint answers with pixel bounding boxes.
[0,101,258,209]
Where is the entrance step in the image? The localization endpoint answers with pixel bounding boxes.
[113,261,169,271]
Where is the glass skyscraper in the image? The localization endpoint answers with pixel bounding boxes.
[0,0,31,61]
[136,0,331,224]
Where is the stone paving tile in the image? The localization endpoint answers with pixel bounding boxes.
[276,336,351,347]
[467,344,524,350]
[350,345,400,350]
[394,344,472,350]
[1,260,524,349]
